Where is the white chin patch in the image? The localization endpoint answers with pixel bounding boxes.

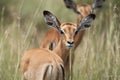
[66,43,74,48]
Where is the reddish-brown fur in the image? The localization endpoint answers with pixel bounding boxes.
[41,29,60,50]
[21,48,64,80]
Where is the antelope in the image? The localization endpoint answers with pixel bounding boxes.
[21,10,96,80]
[41,0,105,78]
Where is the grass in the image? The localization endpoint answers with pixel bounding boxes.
[73,20,120,80]
[0,0,120,80]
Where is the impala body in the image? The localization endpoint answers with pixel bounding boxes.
[21,48,64,80]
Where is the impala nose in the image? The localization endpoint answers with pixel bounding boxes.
[67,41,74,45]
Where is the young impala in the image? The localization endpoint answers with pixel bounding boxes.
[21,10,95,80]
[41,0,104,79]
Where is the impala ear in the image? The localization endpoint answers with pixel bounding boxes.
[91,0,105,13]
[64,0,80,14]
[43,10,61,31]
[75,14,96,36]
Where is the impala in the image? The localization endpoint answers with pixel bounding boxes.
[41,0,104,79]
[21,10,95,80]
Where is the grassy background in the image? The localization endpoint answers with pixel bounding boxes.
[0,0,120,80]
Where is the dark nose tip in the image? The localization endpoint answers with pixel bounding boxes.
[67,41,74,44]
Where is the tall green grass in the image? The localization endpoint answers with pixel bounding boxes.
[0,0,120,80]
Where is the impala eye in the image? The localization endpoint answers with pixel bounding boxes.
[77,9,82,14]
[74,30,78,36]
[60,30,65,34]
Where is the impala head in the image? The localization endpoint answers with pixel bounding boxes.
[64,0,105,16]
[43,10,95,48]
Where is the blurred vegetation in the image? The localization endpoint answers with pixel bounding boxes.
[0,0,120,80]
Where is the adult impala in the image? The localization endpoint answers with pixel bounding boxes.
[21,10,95,80]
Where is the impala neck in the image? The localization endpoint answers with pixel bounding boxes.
[53,38,69,62]
[74,15,85,49]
